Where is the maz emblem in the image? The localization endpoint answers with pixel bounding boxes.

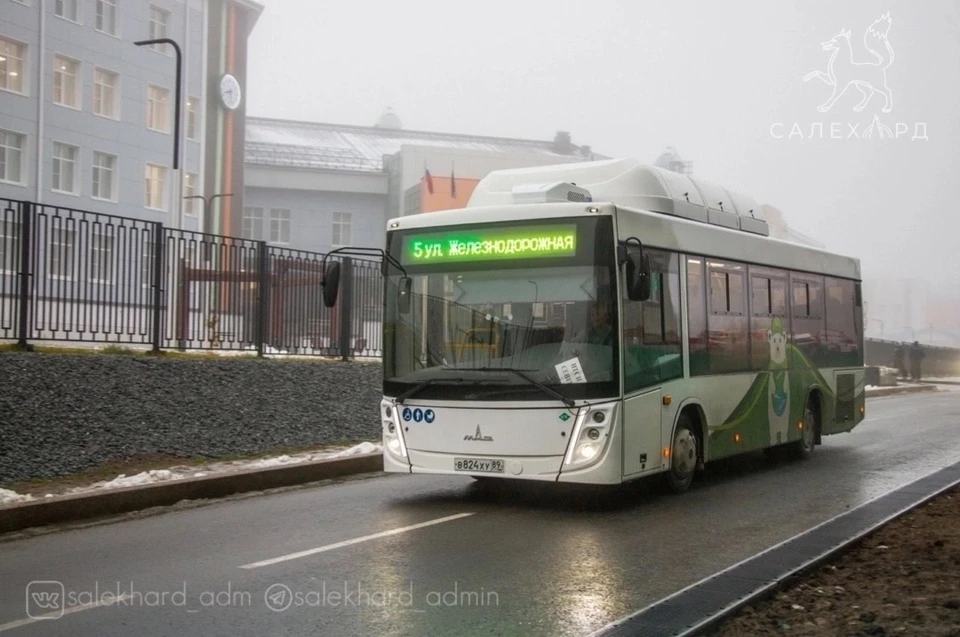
[464,425,493,442]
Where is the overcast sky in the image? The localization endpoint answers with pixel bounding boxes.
[246,0,960,298]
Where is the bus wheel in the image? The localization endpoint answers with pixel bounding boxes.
[664,414,698,494]
[790,397,818,460]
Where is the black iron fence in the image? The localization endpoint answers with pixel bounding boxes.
[0,199,383,358]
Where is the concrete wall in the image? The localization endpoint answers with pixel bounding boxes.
[865,338,960,378]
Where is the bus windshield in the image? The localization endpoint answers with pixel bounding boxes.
[383,216,619,402]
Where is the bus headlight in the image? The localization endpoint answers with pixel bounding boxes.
[563,403,615,470]
[381,399,407,459]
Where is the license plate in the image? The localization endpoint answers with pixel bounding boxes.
[454,458,504,473]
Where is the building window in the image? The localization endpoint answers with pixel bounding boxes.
[144,163,167,210]
[186,97,199,140]
[51,142,78,194]
[146,85,169,132]
[184,173,198,215]
[54,0,79,22]
[270,208,290,244]
[148,6,170,52]
[93,68,118,118]
[49,227,75,278]
[89,232,114,283]
[53,55,80,108]
[0,130,25,184]
[242,207,263,240]
[91,152,116,201]
[332,212,351,247]
[95,0,117,35]
[0,38,26,94]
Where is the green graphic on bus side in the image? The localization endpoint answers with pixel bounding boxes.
[706,333,861,460]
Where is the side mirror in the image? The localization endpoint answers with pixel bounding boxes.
[625,252,651,301]
[321,261,341,308]
[397,276,412,314]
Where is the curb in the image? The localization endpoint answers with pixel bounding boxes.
[0,453,384,535]
[865,384,938,398]
[589,459,960,637]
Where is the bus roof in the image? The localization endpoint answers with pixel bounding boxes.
[386,157,861,280]
[465,157,771,235]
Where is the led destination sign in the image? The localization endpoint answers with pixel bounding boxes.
[401,225,578,265]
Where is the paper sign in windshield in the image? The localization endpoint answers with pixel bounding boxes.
[555,357,587,384]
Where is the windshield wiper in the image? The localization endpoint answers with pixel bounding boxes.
[452,367,575,408]
[395,378,447,404]
[394,377,489,404]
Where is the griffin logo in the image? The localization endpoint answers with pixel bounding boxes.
[464,425,493,442]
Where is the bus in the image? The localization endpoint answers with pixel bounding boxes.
[321,157,865,492]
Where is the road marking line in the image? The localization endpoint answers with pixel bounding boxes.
[0,594,133,633]
[239,512,476,569]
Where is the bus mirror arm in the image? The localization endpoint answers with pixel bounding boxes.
[619,238,651,302]
[320,246,407,309]
[398,277,412,314]
[626,253,651,302]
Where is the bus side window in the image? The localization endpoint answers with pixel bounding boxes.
[687,257,709,376]
[749,268,788,371]
[706,260,750,373]
[790,274,826,367]
[622,249,682,392]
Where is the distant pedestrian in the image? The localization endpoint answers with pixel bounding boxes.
[909,341,925,381]
[892,344,905,378]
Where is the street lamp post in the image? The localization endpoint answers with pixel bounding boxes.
[135,37,183,228]
[185,193,233,236]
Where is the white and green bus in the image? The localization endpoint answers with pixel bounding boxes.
[322,158,866,492]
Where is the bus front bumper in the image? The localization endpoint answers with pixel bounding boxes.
[383,448,623,485]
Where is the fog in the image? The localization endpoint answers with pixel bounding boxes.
[246,0,960,303]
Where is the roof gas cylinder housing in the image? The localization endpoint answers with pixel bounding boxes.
[510,182,593,205]
[467,157,770,236]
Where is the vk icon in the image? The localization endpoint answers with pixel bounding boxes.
[424,409,435,423]
[401,407,412,422]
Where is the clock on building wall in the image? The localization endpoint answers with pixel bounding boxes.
[219,73,242,110]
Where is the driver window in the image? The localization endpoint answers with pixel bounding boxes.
[621,249,682,393]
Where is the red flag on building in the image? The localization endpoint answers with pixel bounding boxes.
[424,167,434,194]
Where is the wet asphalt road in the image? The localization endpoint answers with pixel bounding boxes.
[1,390,958,637]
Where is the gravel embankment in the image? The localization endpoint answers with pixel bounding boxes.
[0,352,382,483]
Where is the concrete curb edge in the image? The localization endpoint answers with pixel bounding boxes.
[674,465,960,637]
[0,453,384,534]
[866,384,939,398]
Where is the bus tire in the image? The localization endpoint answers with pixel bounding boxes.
[790,395,818,460]
[663,413,698,494]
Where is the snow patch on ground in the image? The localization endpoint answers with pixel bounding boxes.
[0,488,35,505]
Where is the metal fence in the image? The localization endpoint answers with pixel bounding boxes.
[0,199,383,358]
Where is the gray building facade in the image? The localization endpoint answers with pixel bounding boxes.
[0,0,261,229]
[243,111,602,257]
